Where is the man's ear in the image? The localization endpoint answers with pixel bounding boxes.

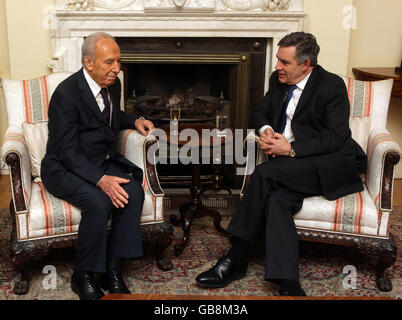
[302,58,311,72]
[83,56,93,71]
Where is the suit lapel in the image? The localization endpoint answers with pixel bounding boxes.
[109,83,120,131]
[293,66,320,119]
[77,69,110,126]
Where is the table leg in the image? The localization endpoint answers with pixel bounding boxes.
[174,164,229,256]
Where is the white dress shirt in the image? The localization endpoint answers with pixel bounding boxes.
[83,68,113,126]
[259,71,312,142]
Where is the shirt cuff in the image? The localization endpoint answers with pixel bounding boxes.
[259,125,273,135]
[96,175,106,187]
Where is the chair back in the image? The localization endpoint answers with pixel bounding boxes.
[1,71,126,128]
[341,76,394,152]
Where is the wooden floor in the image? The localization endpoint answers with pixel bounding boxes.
[0,175,401,209]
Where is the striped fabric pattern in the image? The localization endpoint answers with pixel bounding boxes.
[36,182,76,236]
[22,76,49,123]
[333,192,364,233]
[366,132,393,161]
[4,131,26,148]
[346,78,372,117]
[28,181,80,239]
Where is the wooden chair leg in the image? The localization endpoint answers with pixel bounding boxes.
[375,233,397,292]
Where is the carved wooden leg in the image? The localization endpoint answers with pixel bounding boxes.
[9,202,31,295]
[155,222,174,271]
[10,244,32,295]
[375,233,397,292]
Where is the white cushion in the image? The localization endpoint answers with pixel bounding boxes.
[21,121,48,178]
[295,185,379,236]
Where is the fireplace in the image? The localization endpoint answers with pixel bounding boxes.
[117,37,267,130]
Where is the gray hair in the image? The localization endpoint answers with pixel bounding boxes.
[278,32,320,66]
[81,32,116,64]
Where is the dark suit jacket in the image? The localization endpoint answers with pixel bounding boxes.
[41,68,142,198]
[252,65,367,200]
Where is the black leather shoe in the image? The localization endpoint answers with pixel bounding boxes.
[99,270,131,294]
[71,271,105,300]
[279,281,306,296]
[195,256,248,288]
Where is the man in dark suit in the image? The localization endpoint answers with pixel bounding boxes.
[41,32,155,300]
[195,32,366,296]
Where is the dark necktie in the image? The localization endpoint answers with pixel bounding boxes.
[278,84,297,134]
[100,87,111,125]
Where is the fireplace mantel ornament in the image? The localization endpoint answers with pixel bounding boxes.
[220,0,292,11]
[62,0,294,12]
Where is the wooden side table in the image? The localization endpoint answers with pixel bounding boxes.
[352,67,402,98]
[159,122,231,256]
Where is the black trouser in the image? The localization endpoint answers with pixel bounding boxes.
[227,157,323,283]
[61,160,144,273]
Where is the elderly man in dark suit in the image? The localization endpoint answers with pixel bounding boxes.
[41,32,154,300]
[195,32,367,296]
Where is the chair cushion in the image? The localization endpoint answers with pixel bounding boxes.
[294,185,379,236]
[21,121,48,178]
[19,178,163,240]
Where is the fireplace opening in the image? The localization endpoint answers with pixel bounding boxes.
[124,63,232,123]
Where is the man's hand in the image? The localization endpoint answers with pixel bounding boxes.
[98,175,130,208]
[135,118,155,136]
[258,132,291,157]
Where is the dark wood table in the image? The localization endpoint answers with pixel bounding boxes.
[352,67,402,98]
[159,122,231,256]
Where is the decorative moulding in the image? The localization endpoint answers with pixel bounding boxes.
[58,0,301,12]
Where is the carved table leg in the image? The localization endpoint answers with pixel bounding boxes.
[155,222,174,271]
[174,200,197,256]
[375,233,397,292]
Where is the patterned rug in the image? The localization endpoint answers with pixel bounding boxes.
[0,207,401,300]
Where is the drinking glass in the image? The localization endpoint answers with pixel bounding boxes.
[216,113,227,137]
[170,106,181,135]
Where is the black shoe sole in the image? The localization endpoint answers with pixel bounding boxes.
[196,271,247,288]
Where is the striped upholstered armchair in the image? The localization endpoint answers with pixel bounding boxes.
[241,76,401,292]
[1,72,173,295]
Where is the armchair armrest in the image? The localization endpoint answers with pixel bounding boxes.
[1,126,32,213]
[118,129,163,196]
[240,130,266,197]
[366,128,401,211]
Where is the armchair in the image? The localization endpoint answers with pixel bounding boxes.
[241,77,400,292]
[1,72,173,295]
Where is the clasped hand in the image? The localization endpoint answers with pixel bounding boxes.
[258,128,291,157]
